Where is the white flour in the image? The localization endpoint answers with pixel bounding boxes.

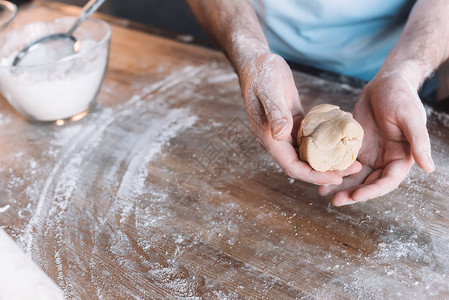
[6,54,449,298]
[0,39,108,121]
[0,204,10,213]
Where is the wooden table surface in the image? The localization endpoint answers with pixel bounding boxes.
[1,2,449,299]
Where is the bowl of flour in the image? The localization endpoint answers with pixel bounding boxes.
[0,17,111,122]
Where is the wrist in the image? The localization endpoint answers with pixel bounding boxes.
[376,59,432,90]
[228,36,271,75]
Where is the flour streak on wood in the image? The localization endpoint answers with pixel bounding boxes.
[1,2,449,299]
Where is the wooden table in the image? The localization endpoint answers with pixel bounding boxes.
[1,2,449,299]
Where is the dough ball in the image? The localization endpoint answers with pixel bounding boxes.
[297,104,364,172]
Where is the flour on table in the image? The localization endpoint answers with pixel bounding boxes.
[0,204,10,213]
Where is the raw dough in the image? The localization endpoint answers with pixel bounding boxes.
[297,104,364,172]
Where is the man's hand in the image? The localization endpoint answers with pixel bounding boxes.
[317,0,449,205]
[319,73,435,205]
[187,0,361,185]
[240,52,361,185]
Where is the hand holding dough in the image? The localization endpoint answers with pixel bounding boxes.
[297,104,364,172]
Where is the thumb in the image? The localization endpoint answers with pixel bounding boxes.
[255,91,293,141]
[398,102,435,173]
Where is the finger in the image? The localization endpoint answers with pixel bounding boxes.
[397,102,435,173]
[351,158,412,201]
[247,91,340,185]
[339,158,413,206]
[318,164,372,196]
[330,168,381,206]
[333,161,363,177]
[332,187,359,207]
[253,74,301,142]
[255,92,293,141]
[262,137,343,185]
[363,168,384,185]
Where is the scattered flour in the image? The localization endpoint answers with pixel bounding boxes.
[117,109,197,201]
[0,204,10,213]
[3,56,449,299]
[8,63,211,298]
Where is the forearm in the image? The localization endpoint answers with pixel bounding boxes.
[378,0,449,89]
[186,0,270,73]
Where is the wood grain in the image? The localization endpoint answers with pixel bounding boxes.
[0,2,448,299]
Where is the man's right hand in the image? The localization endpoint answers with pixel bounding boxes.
[239,52,362,185]
[187,0,361,186]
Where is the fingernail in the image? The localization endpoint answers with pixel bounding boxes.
[319,187,328,196]
[333,178,343,185]
[425,152,435,171]
[353,197,367,203]
[333,201,346,207]
[272,119,287,139]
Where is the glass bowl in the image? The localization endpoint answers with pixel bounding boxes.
[0,1,16,31]
[0,17,111,122]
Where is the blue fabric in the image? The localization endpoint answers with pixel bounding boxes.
[252,0,415,81]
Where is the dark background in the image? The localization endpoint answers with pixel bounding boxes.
[15,0,211,43]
